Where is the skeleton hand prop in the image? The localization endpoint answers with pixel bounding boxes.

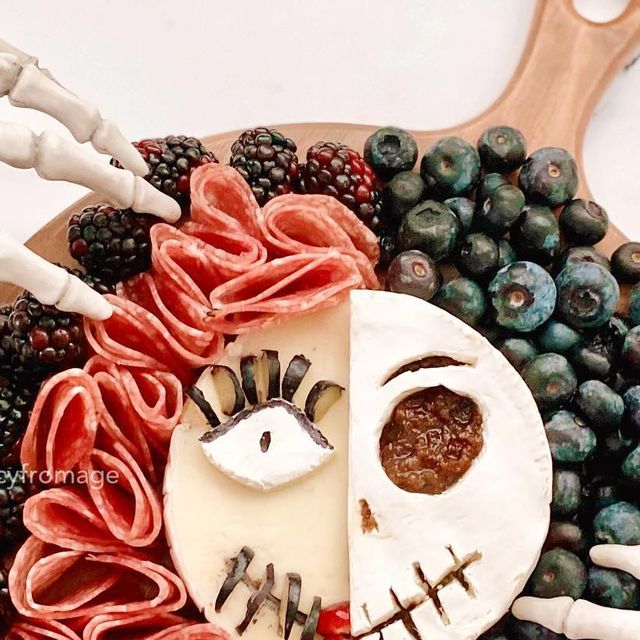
[0,37,180,223]
[0,37,184,319]
[512,544,640,640]
[0,230,111,320]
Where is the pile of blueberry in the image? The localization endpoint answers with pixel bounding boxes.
[365,125,640,639]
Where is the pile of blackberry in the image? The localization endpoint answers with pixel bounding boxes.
[229,129,383,230]
[363,124,640,638]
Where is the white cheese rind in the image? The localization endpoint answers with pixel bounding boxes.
[200,403,334,491]
[348,290,552,640]
[164,303,350,640]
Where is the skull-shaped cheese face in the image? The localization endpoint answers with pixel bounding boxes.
[348,290,552,640]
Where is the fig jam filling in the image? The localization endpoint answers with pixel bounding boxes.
[380,386,484,495]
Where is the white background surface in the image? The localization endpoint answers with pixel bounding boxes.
[1,0,640,244]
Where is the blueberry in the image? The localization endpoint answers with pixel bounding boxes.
[622,442,640,482]
[537,320,582,354]
[398,200,459,261]
[488,262,556,332]
[382,171,426,222]
[477,125,527,173]
[497,239,517,269]
[594,502,640,544]
[521,353,577,410]
[478,172,509,203]
[420,136,481,198]
[455,233,499,281]
[477,184,526,237]
[433,277,486,326]
[559,199,609,245]
[555,263,620,329]
[575,380,624,430]
[588,567,639,609]
[444,196,475,233]
[519,147,578,206]
[623,385,640,431]
[364,127,418,180]
[552,469,581,517]
[510,205,561,265]
[387,250,441,301]
[554,245,611,275]
[499,338,538,372]
[612,241,640,283]
[570,332,614,381]
[529,549,587,599]
[629,283,640,326]
[544,410,596,463]
[509,620,564,640]
[543,521,588,556]
[622,327,640,373]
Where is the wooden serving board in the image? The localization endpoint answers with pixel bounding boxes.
[2,0,640,304]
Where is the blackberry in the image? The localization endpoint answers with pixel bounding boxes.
[299,141,382,230]
[0,466,30,549]
[113,135,217,206]
[8,293,85,376]
[67,204,153,284]
[230,127,299,205]
[0,378,35,468]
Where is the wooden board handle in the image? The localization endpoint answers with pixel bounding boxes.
[487,0,640,157]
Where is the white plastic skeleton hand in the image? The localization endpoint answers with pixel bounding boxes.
[513,544,640,640]
[0,37,181,319]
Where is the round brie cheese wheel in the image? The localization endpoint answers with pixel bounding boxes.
[164,302,350,639]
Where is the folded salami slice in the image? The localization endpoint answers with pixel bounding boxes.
[82,612,229,640]
[9,538,186,620]
[84,296,223,383]
[150,223,267,300]
[84,356,182,452]
[79,442,162,548]
[119,274,219,357]
[23,488,128,553]
[190,164,262,238]
[261,194,380,287]
[21,371,102,477]
[208,252,364,333]
[7,619,81,640]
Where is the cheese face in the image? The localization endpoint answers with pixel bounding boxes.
[200,400,335,492]
[348,290,552,640]
[164,303,350,640]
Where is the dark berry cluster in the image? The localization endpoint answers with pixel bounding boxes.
[67,204,153,284]
[230,128,299,205]
[228,130,383,230]
[298,142,382,229]
[113,135,217,206]
[361,124,640,636]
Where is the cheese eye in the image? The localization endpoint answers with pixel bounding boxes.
[188,351,344,491]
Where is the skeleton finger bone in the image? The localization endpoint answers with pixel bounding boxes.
[513,544,640,640]
[0,42,147,176]
[0,229,112,320]
[589,544,640,579]
[0,122,180,222]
